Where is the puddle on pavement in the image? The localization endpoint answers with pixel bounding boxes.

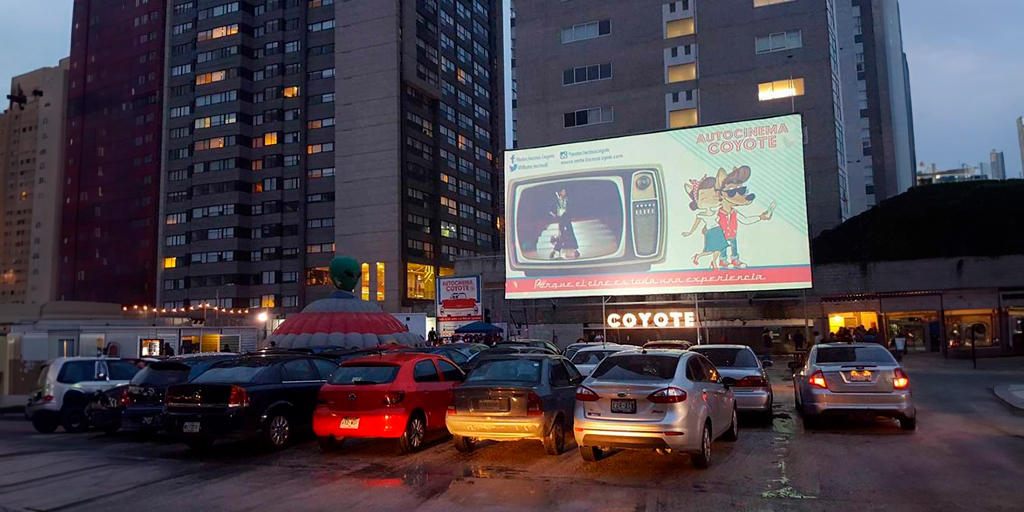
[356,462,527,498]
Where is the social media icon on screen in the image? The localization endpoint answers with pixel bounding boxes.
[560,151,568,159]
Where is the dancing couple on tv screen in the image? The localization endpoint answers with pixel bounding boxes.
[549,188,580,260]
[682,166,775,271]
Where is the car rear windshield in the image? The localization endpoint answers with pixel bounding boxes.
[466,358,542,384]
[192,361,272,383]
[130,363,191,386]
[690,348,759,368]
[330,364,401,385]
[591,355,679,381]
[815,346,896,365]
[571,351,618,365]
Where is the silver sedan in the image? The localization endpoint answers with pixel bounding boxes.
[573,350,737,468]
[792,343,916,430]
[689,344,773,422]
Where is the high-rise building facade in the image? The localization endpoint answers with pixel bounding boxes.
[990,149,1006,180]
[839,0,916,214]
[513,0,850,236]
[61,0,167,305]
[1017,117,1024,178]
[0,60,70,304]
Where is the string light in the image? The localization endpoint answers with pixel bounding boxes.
[120,305,258,316]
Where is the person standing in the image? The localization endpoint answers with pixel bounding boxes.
[793,330,806,352]
[761,328,773,361]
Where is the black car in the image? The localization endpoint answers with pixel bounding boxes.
[86,355,235,435]
[164,354,339,451]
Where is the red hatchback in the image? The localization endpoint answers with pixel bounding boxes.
[313,353,464,453]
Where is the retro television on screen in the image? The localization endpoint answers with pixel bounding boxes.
[507,166,666,275]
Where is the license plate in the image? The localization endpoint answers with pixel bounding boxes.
[339,418,360,429]
[611,399,637,414]
[475,398,508,412]
[142,416,154,425]
[183,422,200,434]
[849,370,873,382]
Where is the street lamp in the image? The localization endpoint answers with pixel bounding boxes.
[257,311,269,323]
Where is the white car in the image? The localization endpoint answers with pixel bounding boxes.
[569,344,632,376]
[26,357,144,433]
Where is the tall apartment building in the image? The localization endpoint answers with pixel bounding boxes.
[990,149,1006,180]
[1017,117,1024,178]
[513,0,850,236]
[335,0,504,313]
[0,61,70,304]
[158,0,503,314]
[838,0,916,214]
[60,0,167,305]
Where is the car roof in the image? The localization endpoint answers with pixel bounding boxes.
[644,340,692,345]
[689,344,754,351]
[476,352,561,361]
[814,342,884,349]
[611,348,691,357]
[342,352,440,365]
[574,344,631,353]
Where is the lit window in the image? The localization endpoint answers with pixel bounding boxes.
[283,86,300,98]
[665,18,694,38]
[164,257,178,269]
[667,63,697,83]
[758,78,805,101]
[754,0,796,6]
[261,294,275,308]
[361,263,370,300]
[406,263,436,300]
[669,108,698,128]
[264,132,279,146]
[376,262,385,301]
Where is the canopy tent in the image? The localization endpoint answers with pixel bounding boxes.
[455,321,503,334]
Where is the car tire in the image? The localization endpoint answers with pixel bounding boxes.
[802,413,822,430]
[900,416,917,431]
[31,413,59,434]
[691,422,712,469]
[185,437,215,452]
[579,445,602,462]
[722,409,739,442]
[61,407,89,433]
[317,436,343,452]
[263,413,292,451]
[453,434,475,453]
[398,414,426,454]
[543,418,566,456]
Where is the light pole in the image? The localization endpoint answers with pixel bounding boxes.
[204,284,235,324]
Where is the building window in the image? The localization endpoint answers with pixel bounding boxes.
[561,20,610,43]
[307,142,334,154]
[196,24,239,42]
[754,0,797,6]
[360,263,370,300]
[308,20,335,32]
[563,63,613,86]
[171,64,193,76]
[282,295,299,308]
[669,108,698,129]
[667,63,697,83]
[564,107,614,128]
[164,257,178,269]
[166,212,188,225]
[376,262,385,302]
[755,30,803,54]
[406,262,436,300]
[261,294,276,308]
[283,86,300,98]
[665,18,695,38]
[758,78,805,101]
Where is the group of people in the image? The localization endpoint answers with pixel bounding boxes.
[427,329,504,347]
[826,325,881,344]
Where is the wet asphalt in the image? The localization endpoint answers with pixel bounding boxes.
[1,353,1022,512]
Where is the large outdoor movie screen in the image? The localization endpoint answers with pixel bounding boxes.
[504,114,812,300]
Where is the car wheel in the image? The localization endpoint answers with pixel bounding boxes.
[722,409,739,442]
[398,414,426,454]
[691,422,712,469]
[318,436,343,452]
[900,416,917,431]
[543,418,566,456]
[579,445,602,462]
[802,413,822,430]
[453,434,475,453]
[185,437,215,452]
[61,407,89,433]
[263,414,292,450]
[31,413,59,434]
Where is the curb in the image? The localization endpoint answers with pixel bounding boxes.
[993,384,1024,412]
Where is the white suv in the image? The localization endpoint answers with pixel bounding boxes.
[26,358,144,433]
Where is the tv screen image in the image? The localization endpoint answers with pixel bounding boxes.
[504,114,812,300]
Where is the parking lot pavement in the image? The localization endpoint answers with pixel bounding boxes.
[2,355,1024,512]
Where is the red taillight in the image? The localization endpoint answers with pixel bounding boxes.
[382,391,405,406]
[228,385,250,408]
[893,368,909,389]
[527,391,544,416]
[663,431,685,436]
[809,370,828,389]
[43,395,53,402]
[735,376,769,388]
[120,387,132,406]
[446,405,457,415]
[647,387,687,404]
[575,386,600,402]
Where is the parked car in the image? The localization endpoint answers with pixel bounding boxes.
[26,357,145,434]
[689,345,773,422]
[792,343,916,430]
[462,345,555,373]
[447,343,488,356]
[574,350,737,468]
[399,346,475,371]
[321,345,409,363]
[86,354,235,435]
[565,342,608,360]
[313,353,464,453]
[568,345,632,376]
[642,340,694,351]
[446,353,582,455]
[164,354,339,451]
[498,339,562,354]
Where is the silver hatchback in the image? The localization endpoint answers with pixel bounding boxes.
[793,343,916,430]
[573,350,737,468]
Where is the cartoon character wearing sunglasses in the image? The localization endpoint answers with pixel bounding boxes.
[715,166,775,269]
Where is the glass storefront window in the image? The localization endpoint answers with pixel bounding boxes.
[945,310,997,350]
[828,312,878,334]
[407,263,436,300]
[306,267,330,286]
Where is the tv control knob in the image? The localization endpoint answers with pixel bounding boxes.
[636,175,652,190]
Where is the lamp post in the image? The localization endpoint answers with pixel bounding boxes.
[257,310,271,349]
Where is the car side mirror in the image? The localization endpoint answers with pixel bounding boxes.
[721,377,736,388]
[788,361,802,370]
[762,360,774,368]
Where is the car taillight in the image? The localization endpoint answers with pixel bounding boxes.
[382,391,405,406]
[43,395,53,402]
[527,391,544,416]
[735,376,769,388]
[893,368,909,389]
[575,386,600,402]
[809,370,828,389]
[120,387,132,406]
[647,387,687,403]
[227,385,250,408]
[446,404,457,415]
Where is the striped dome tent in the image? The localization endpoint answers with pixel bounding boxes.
[269,291,425,349]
